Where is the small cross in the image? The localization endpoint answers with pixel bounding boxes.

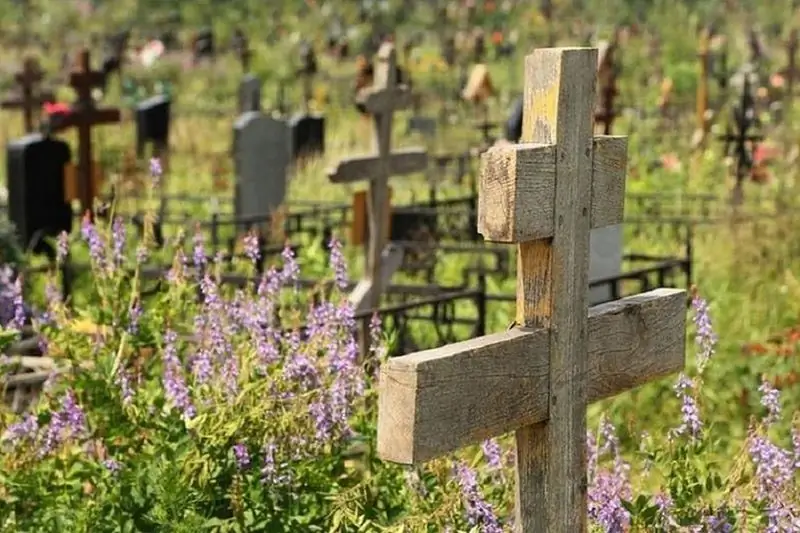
[376,48,686,532]
[1,57,55,133]
[327,42,427,312]
[50,49,121,213]
[594,39,619,135]
[716,75,764,205]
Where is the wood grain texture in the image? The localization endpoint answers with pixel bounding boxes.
[327,149,427,184]
[516,47,596,533]
[376,288,686,464]
[477,136,627,242]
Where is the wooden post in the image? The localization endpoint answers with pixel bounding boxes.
[327,43,427,312]
[696,28,711,148]
[785,29,798,111]
[1,57,55,133]
[50,49,121,213]
[375,47,687,532]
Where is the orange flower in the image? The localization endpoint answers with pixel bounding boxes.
[660,152,682,173]
[771,73,786,88]
[753,143,780,165]
[491,31,503,45]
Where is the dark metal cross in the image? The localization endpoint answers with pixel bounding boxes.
[50,49,121,213]
[1,57,55,133]
[717,74,764,205]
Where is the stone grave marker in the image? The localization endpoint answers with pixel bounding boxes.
[289,42,325,160]
[238,74,261,114]
[327,42,427,312]
[1,57,55,134]
[232,91,290,226]
[406,92,437,138]
[376,47,687,533]
[6,134,73,255]
[49,49,121,213]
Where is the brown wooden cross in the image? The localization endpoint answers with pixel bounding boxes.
[694,27,711,149]
[51,49,121,212]
[376,48,687,532]
[784,29,798,106]
[327,42,427,312]
[1,57,55,133]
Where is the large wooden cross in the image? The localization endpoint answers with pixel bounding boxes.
[376,48,687,532]
[327,42,427,312]
[51,49,121,212]
[1,57,55,133]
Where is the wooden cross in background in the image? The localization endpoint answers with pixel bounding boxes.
[376,48,686,532]
[51,49,121,213]
[327,42,427,312]
[1,57,55,133]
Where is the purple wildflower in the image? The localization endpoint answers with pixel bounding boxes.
[150,157,163,186]
[329,237,348,289]
[481,438,503,470]
[56,231,69,263]
[192,227,207,273]
[280,245,299,283]
[260,442,290,486]
[2,413,39,449]
[162,329,195,420]
[672,374,702,440]
[39,391,88,457]
[81,215,106,271]
[127,301,142,336]
[588,419,631,532]
[10,276,25,330]
[232,443,251,470]
[111,216,126,267]
[103,458,122,476]
[453,462,503,532]
[115,368,135,406]
[242,231,260,263]
[759,379,781,426]
[654,493,678,529]
[691,291,716,373]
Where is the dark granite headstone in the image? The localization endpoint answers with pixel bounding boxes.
[289,113,325,159]
[6,134,72,255]
[135,95,171,158]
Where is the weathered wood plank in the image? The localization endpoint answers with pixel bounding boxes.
[477,136,627,243]
[517,47,596,532]
[327,149,427,184]
[376,288,686,464]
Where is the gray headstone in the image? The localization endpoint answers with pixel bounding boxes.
[588,224,623,305]
[233,112,290,221]
[238,74,262,113]
[407,116,437,138]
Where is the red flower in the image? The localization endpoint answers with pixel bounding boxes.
[753,143,780,165]
[43,102,71,116]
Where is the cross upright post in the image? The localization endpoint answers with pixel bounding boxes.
[695,28,711,148]
[376,48,687,532]
[1,57,55,133]
[785,29,798,108]
[51,48,121,213]
[327,42,427,312]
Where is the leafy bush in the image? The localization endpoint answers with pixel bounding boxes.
[0,210,798,532]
